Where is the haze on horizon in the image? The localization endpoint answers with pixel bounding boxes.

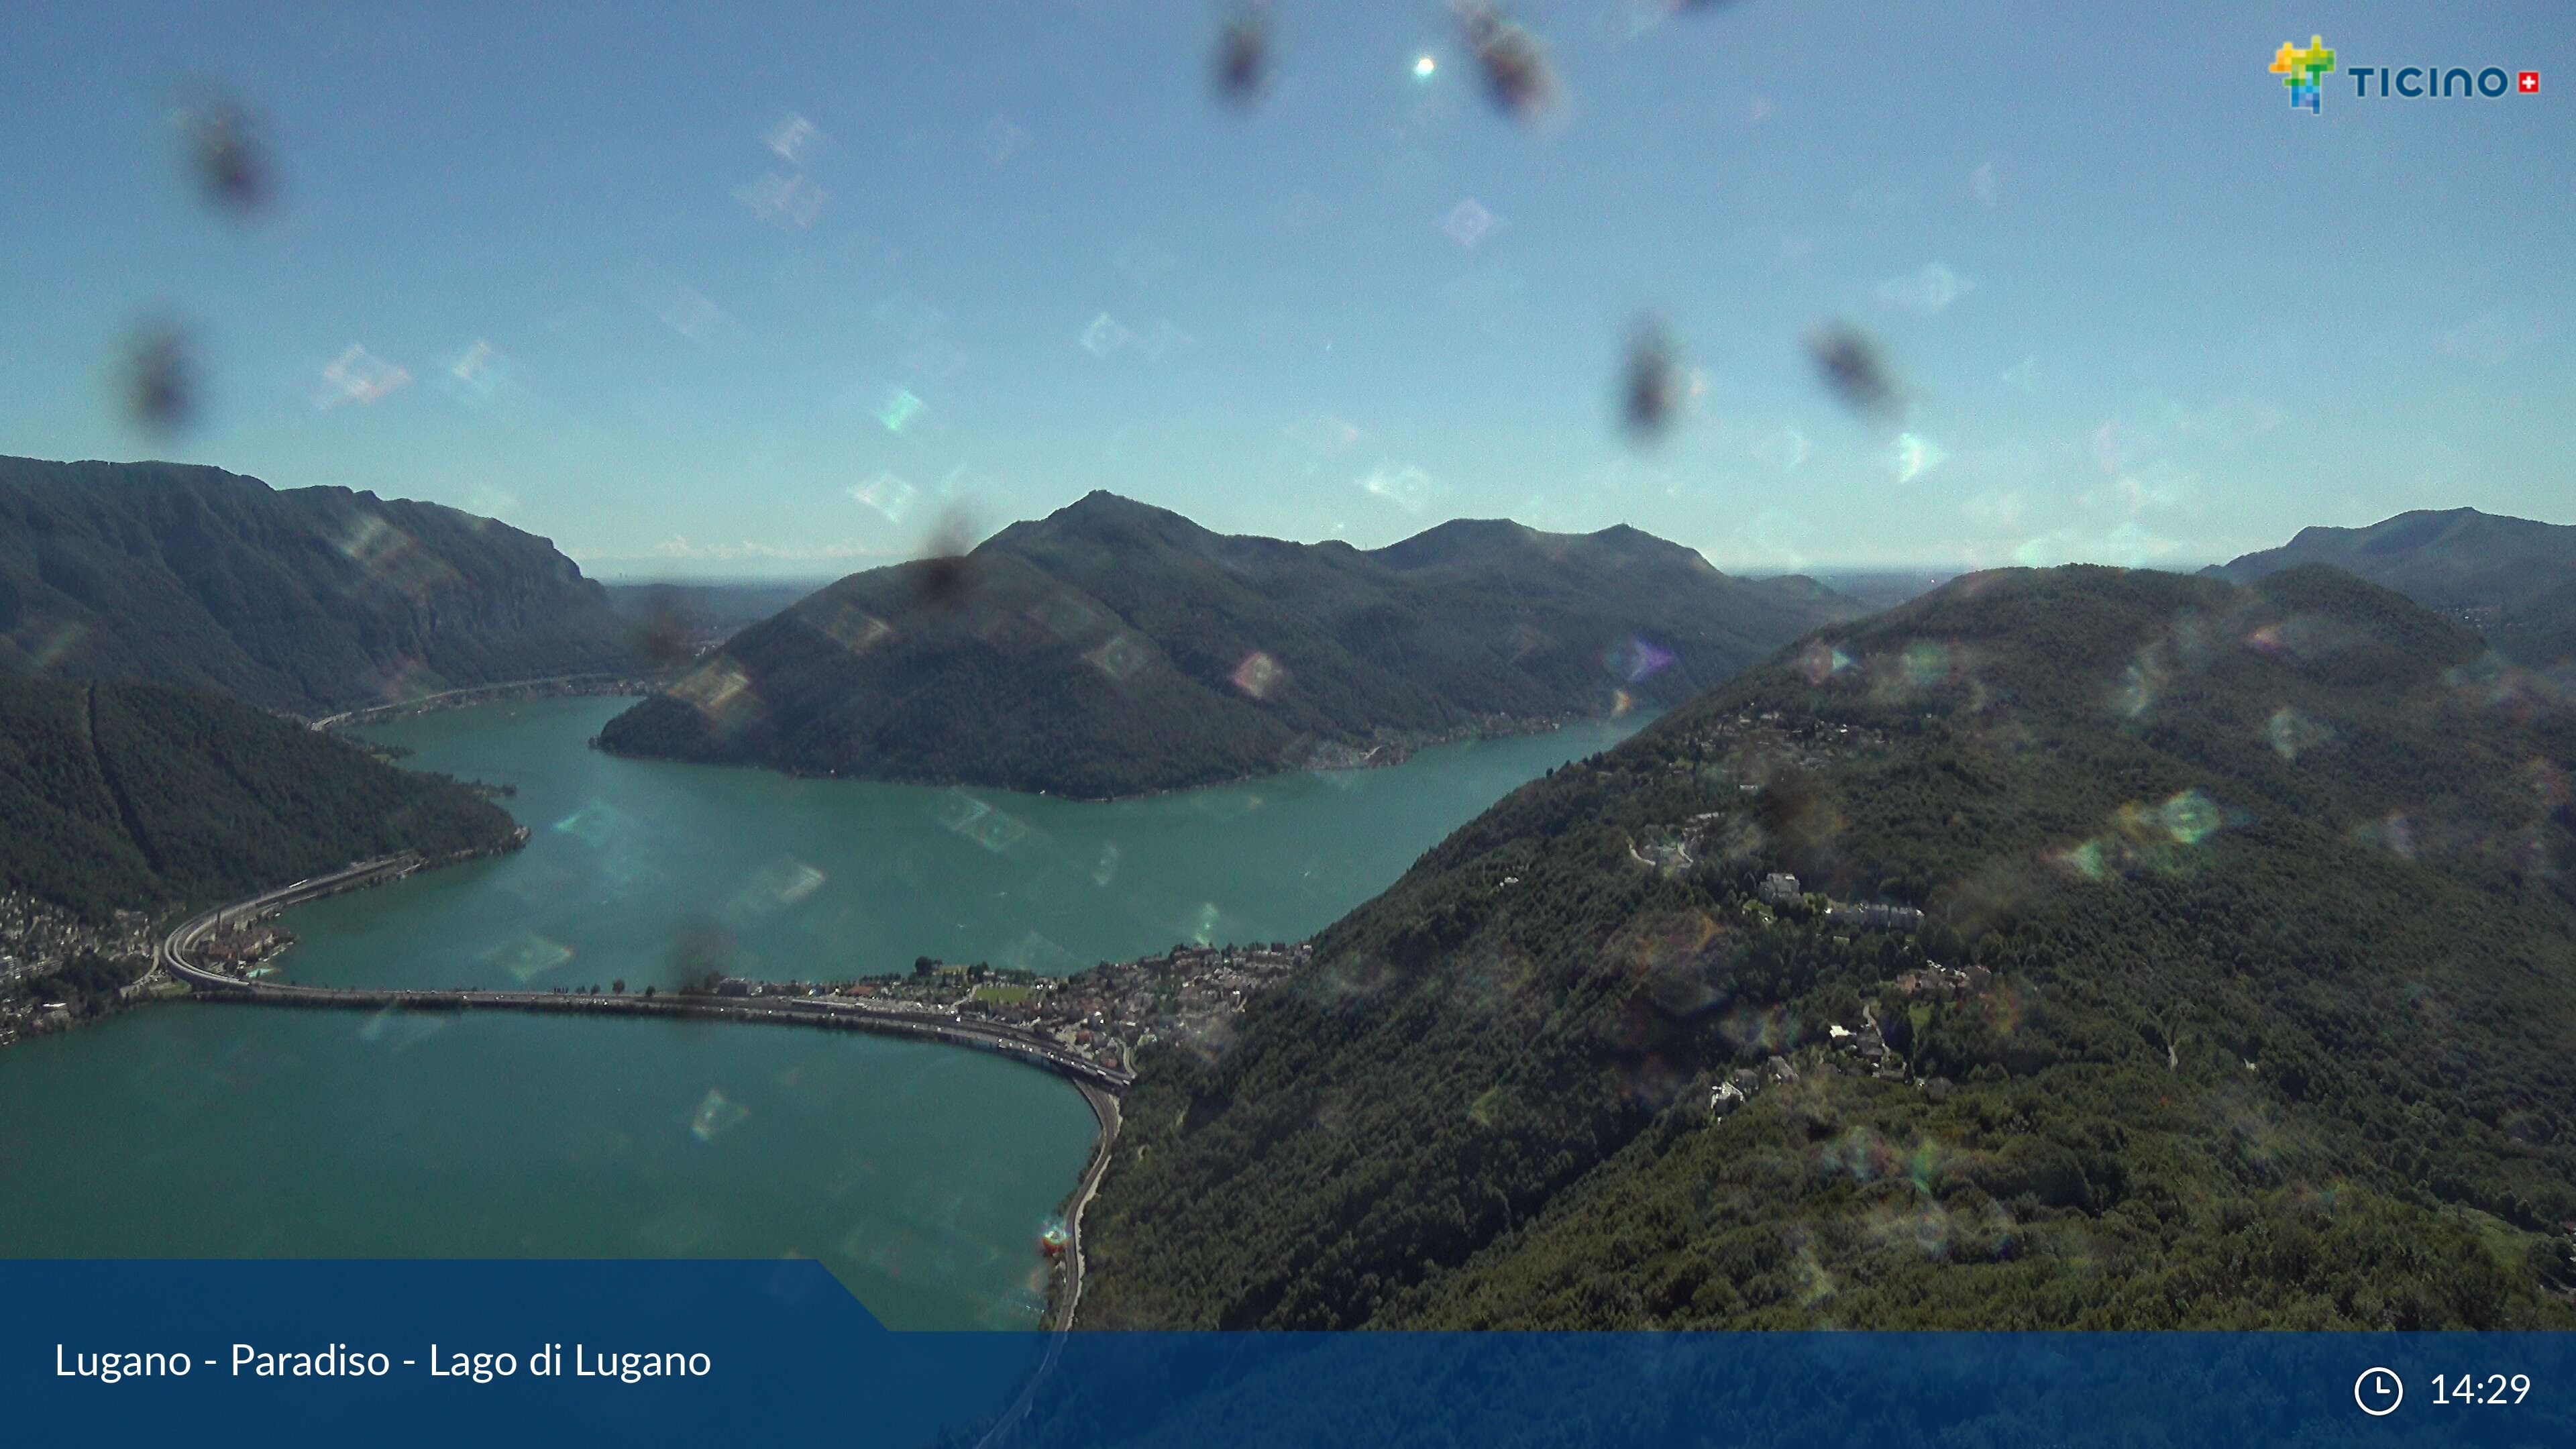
[0,1,2565,582]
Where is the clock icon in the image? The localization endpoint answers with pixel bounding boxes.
[2355,1366,2404,1417]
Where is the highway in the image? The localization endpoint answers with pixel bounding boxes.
[1055,1080,1121,1329]
[305,672,645,731]
[158,861,1137,1094]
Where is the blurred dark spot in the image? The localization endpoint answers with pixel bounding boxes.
[176,92,270,215]
[915,502,982,608]
[1807,322,1902,419]
[1621,317,1683,445]
[1456,3,1558,122]
[667,921,734,994]
[123,323,196,435]
[627,584,706,669]
[1214,4,1271,107]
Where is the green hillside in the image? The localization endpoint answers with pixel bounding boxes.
[1079,564,2576,1330]
[0,455,635,714]
[0,675,517,923]
[596,492,1861,798]
[2207,506,2576,671]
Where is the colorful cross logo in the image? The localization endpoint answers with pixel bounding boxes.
[2270,34,2337,113]
[2520,71,2541,94]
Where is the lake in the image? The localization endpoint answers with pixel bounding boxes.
[0,698,1640,1327]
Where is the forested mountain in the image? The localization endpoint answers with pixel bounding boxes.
[2207,506,2576,667]
[596,492,1862,798]
[1080,564,2576,1330]
[0,455,635,714]
[0,675,516,923]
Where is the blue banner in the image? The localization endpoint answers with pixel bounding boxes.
[6,1261,2567,1446]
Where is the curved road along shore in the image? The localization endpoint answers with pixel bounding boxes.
[158,857,1129,1332]
[305,672,649,731]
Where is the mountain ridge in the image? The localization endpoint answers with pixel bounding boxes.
[2206,506,2576,672]
[0,454,635,716]
[596,495,1864,798]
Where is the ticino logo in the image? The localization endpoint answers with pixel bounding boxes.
[2269,34,2539,114]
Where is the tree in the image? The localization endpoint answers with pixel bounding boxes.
[612,979,625,994]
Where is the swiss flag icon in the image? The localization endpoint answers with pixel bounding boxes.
[2519,70,2540,94]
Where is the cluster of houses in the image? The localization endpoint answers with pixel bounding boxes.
[1704,997,1967,1122]
[0,893,158,1048]
[1894,961,1993,1000]
[187,917,294,975]
[1034,941,1313,1065]
[1674,710,1893,784]
[749,939,1318,1075]
[1707,1054,1807,1118]
[1748,872,1927,934]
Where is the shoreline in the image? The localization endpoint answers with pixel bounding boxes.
[0,833,529,1052]
[591,708,1637,806]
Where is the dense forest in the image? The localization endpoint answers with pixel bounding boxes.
[0,674,516,924]
[0,454,636,714]
[1079,563,2576,1330]
[598,491,1860,797]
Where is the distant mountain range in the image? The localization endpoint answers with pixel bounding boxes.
[2206,506,2576,667]
[0,455,635,716]
[1079,563,2576,1330]
[597,492,1866,798]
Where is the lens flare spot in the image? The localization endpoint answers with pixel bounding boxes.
[875,387,924,434]
[1900,641,1953,688]
[2151,788,2224,845]
[1230,650,1286,699]
[2265,705,2334,760]
[1892,432,1947,483]
[313,344,411,410]
[1603,635,1676,684]
[849,472,918,523]
[934,792,1033,853]
[1085,633,1151,681]
[690,1089,750,1143]
[484,933,574,982]
[1796,641,1855,684]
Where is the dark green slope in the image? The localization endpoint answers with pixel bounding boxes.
[0,455,634,714]
[2502,571,2576,671]
[1080,564,2576,1330]
[0,675,516,922]
[596,493,1861,798]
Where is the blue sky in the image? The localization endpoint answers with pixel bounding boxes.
[0,1,2565,579]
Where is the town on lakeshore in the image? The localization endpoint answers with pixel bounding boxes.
[692,938,1318,1079]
